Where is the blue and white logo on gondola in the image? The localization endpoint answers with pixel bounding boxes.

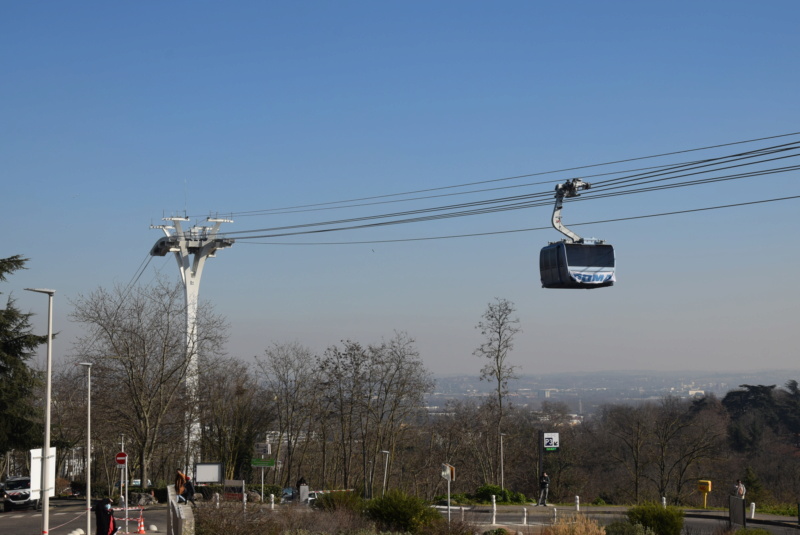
[569,271,615,284]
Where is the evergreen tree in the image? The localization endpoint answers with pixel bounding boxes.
[0,255,45,453]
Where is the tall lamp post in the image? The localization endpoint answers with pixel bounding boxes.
[79,362,92,535]
[380,450,390,497]
[25,288,54,535]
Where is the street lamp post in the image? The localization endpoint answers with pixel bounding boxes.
[79,362,92,535]
[25,288,54,535]
[380,450,390,497]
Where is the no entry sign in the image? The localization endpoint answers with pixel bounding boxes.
[115,452,128,465]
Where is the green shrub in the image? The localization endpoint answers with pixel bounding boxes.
[472,484,526,504]
[482,529,511,535]
[592,497,607,506]
[605,520,656,535]
[515,491,529,503]
[314,490,365,512]
[474,484,504,503]
[626,503,684,535]
[365,489,443,533]
[734,529,771,535]
[756,503,797,516]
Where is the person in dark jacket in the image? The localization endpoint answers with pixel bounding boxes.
[537,472,550,506]
[93,498,119,535]
[182,476,196,506]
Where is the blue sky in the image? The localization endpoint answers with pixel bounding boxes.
[4,1,799,377]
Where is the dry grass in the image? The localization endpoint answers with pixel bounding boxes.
[195,502,375,535]
[542,514,606,535]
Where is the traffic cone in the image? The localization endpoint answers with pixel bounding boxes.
[137,513,146,534]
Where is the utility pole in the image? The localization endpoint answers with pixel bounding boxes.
[150,216,234,475]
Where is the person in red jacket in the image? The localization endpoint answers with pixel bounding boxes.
[93,498,119,535]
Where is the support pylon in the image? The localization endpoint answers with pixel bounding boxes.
[150,216,234,475]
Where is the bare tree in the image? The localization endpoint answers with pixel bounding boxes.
[474,298,521,421]
[473,297,521,484]
[318,341,366,490]
[363,332,434,495]
[200,357,267,480]
[69,278,228,488]
[255,341,320,487]
[317,333,433,493]
[600,403,653,503]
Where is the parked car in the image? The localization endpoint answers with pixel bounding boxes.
[3,477,38,512]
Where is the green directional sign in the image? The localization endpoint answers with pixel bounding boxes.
[251,458,276,467]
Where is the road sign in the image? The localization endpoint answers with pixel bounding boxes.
[544,432,560,451]
[115,452,128,465]
[254,442,271,455]
[441,463,455,481]
[251,458,276,467]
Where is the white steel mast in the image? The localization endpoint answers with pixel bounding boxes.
[150,216,234,474]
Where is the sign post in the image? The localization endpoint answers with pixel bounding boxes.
[116,452,128,533]
[254,442,271,502]
[538,431,560,476]
[441,464,455,524]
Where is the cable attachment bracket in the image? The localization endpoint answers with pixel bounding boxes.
[551,178,591,243]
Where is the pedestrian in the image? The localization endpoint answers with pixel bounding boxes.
[731,479,746,499]
[538,472,550,506]
[175,469,187,503]
[93,497,120,535]
[182,476,196,506]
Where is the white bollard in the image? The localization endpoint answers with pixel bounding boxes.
[576,495,580,512]
[661,497,667,509]
[553,507,558,523]
[491,495,496,525]
[750,502,756,519]
[214,492,220,508]
[460,506,465,521]
[270,493,275,510]
[523,507,528,525]
[149,524,158,532]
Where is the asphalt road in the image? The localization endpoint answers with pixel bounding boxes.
[2,501,798,535]
[0,501,168,535]
[445,504,800,534]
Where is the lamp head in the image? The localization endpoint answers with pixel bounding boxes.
[24,288,56,295]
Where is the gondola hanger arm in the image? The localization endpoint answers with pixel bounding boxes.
[551,179,590,243]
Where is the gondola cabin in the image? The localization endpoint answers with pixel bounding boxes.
[540,241,615,289]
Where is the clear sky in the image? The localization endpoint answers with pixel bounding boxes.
[4,1,799,377]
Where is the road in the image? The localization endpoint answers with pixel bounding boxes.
[442,504,800,534]
[0,501,168,535]
[3,501,797,535]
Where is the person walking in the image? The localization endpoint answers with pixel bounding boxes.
[93,498,119,535]
[732,479,746,499]
[175,469,187,503]
[182,476,196,506]
[537,472,550,506]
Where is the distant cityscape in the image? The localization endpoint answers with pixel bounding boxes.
[428,369,800,416]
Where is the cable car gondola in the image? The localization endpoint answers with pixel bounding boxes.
[539,179,616,289]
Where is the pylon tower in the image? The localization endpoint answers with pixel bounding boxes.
[150,216,234,474]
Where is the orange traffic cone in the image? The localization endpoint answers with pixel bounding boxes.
[138,513,146,534]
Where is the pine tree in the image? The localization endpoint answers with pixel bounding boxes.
[0,255,46,453]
